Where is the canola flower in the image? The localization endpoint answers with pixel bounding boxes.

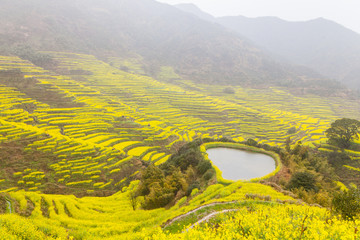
[0,52,360,239]
[142,204,360,240]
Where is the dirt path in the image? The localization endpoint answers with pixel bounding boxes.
[6,200,12,214]
[187,209,238,230]
[162,201,238,228]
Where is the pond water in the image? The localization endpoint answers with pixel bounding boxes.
[207,147,276,181]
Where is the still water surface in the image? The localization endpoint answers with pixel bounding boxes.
[207,147,275,180]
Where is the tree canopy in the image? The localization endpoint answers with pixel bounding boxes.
[332,187,360,220]
[325,118,360,148]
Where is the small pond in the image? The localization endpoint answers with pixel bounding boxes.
[207,147,276,181]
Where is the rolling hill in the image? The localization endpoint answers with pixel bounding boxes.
[1,1,360,239]
[176,3,360,90]
[0,0,342,90]
[0,51,359,238]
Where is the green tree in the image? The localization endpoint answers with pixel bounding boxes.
[326,118,360,148]
[137,164,188,209]
[332,187,360,220]
[128,190,138,211]
[137,164,164,196]
[223,87,235,94]
[285,137,291,153]
[288,171,317,192]
[143,182,175,209]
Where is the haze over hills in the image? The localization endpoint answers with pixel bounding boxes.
[0,0,342,92]
[175,3,216,23]
[2,1,360,239]
[176,3,360,90]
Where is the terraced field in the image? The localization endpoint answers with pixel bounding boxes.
[1,52,360,239]
[2,181,360,239]
[1,52,360,193]
[1,181,295,239]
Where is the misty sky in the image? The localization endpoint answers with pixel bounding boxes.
[156,0,360,34]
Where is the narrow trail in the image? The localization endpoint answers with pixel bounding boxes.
[163,199,292,230]
[6,200,12,214]
[162,201,238,228]
[187,209,238,230]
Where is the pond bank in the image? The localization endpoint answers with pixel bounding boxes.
[200,142,282,184]
[207,147,276,181]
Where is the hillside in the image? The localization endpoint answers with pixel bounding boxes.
[1,182,360,239]
[0,51,356,196]
[1,1,360,239]
[217,16,360,89]
[175,3,216,22]
[0,51,359,238]
[0,0,342,90]
[175,3,360,90]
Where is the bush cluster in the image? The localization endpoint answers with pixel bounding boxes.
[136,139,217,209]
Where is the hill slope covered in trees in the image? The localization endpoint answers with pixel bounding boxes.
[176,3,360,90]
[0,0,344,91]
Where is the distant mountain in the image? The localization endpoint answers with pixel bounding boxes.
[0,0,340,90]
[217,16,360,89]
[175,3,216,22]
[175,4,360,90]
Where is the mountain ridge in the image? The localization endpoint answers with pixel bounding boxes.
[0,0,341,92]
[175,3,360,90]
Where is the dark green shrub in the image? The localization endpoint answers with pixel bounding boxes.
[332,187,360,220]
[223,87,235,94]
[287,127,297,134]
[246,138,258,147]
[288,171,317,192]
[197,160,212,175]
[326,118,360,149]
[218,137,235,143]
[142,182,175,209]
[203,169,215,181]
[165,141,203,171]
[186,181,200,196]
